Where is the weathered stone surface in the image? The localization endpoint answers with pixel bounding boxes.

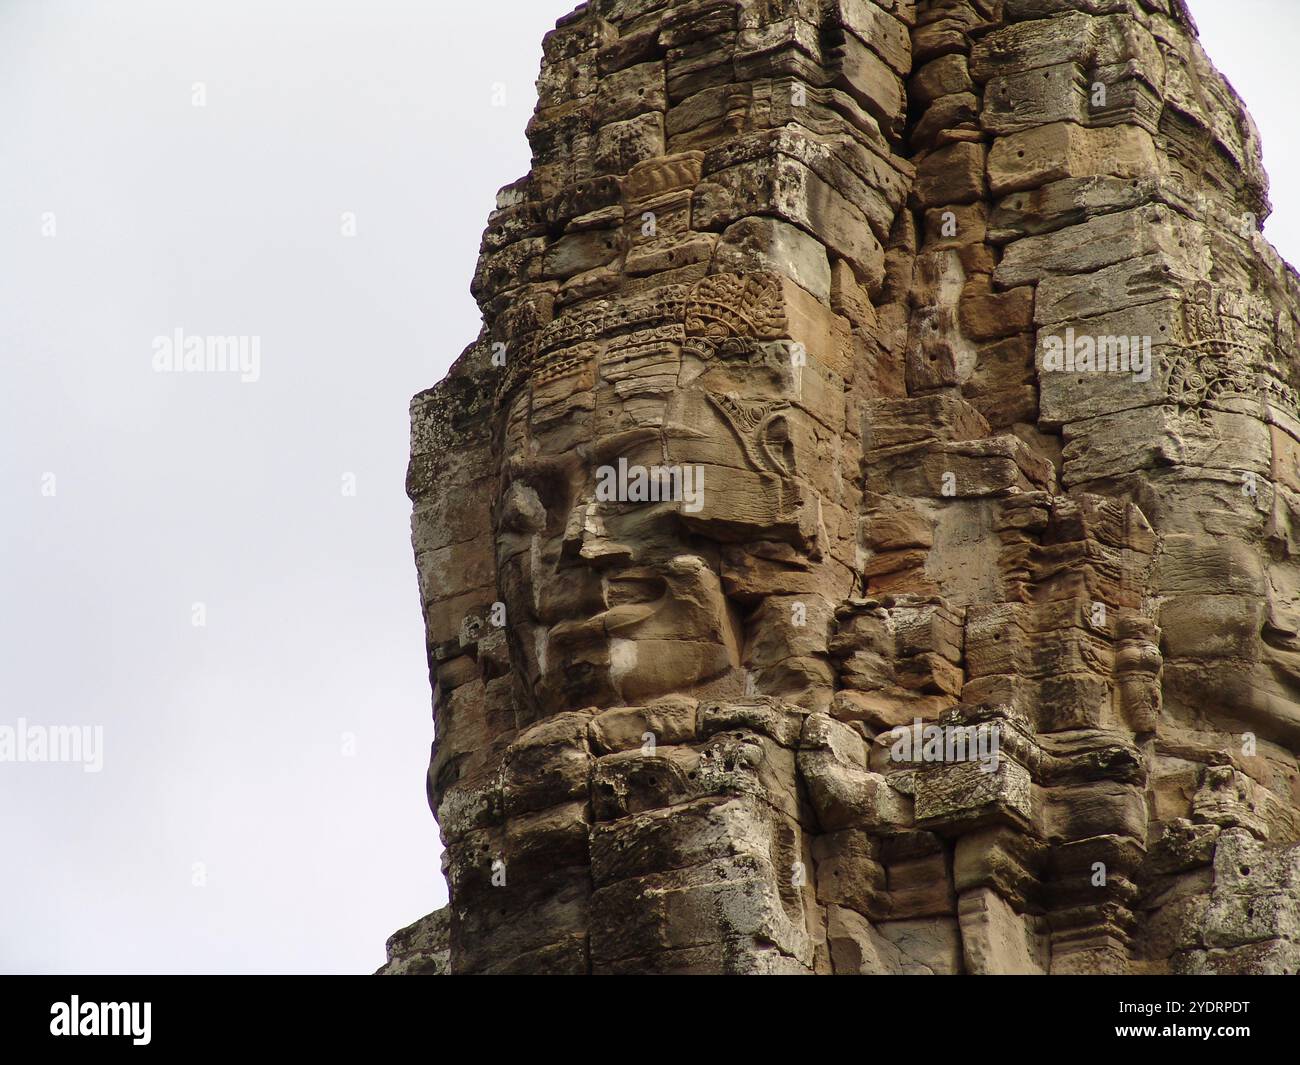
[987,122,1158,196]
[958,887,1048,974]
[389,0,1300,977]
[375,908,451,975]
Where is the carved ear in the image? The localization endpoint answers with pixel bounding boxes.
[759,412,794,478]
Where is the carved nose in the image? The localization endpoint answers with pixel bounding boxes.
[561,501,633,567]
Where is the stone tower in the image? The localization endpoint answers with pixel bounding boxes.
[381,0,1300,975]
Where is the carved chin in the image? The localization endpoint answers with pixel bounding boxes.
[606,637,734,704]
[534,623,735,711]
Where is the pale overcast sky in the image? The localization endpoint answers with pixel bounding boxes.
[1,0,1297,974]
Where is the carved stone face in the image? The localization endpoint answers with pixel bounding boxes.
[1142,285,1300,747]
[493,269,840,719]
[496,449,743,716]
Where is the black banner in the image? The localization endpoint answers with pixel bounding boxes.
[0,975,1291,1052]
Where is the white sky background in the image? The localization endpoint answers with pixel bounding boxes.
[0,0,1296,974]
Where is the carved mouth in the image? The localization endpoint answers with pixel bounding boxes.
[548,601,660,648]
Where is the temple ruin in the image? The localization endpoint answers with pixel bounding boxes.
[379,0,1300,975]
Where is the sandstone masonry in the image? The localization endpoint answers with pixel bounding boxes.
[378,0,1300,976]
